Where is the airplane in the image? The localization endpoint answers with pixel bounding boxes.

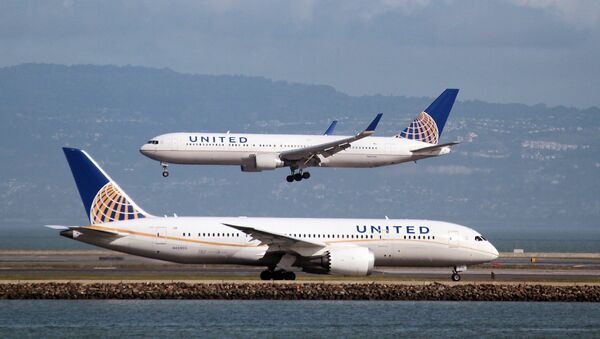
[140,89,460,182]
[49,147,499,281]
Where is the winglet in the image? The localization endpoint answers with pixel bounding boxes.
[365,113,383,133]
[323,120,338,135]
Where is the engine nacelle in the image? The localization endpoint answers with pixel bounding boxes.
[241,154,284,172]
[301,247,375,276]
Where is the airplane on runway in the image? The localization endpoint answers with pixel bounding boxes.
[140,89,460,182]
[49,147,498,281]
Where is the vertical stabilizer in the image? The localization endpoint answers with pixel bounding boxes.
[62,148,152,224]
[399,89,459,144]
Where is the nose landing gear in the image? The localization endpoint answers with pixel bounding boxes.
[161,162,169,177]
[450,265,467,281]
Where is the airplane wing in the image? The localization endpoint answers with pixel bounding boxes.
[222,223,325,248]
[411,141,459,155]
[323,120,338,135]
[280,113,383,162]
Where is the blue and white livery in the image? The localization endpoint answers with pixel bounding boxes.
[50,147,498,281]
[140,89,460,182]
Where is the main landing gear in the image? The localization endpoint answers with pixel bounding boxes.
[286,170,310,183]
[260,269,296,280]
[161,162,169,177]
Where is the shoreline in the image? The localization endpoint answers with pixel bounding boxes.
[1,282,598,301]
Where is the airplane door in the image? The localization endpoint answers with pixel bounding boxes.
[385,143,394,155]
[169,135,180,148]
[155,227,167,245]
[448,231,459,248]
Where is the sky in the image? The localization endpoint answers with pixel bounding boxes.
[1,0,600,108]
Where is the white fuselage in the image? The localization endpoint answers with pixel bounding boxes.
[139,133,450,169]
[68,216,498,268]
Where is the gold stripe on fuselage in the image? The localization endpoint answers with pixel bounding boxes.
[82,224,497,257]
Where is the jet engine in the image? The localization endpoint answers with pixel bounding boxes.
[300,247,375,276]
[241,154,284,172]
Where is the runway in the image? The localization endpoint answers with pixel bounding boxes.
[0,250,599,283]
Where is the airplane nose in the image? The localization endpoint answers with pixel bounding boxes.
[139,144,150,155]
[489,244,499,261]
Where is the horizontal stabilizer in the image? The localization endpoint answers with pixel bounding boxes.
[44,225,74,230]
[82,226,125,236]
[411,141,459,154]
[58,226,126,239]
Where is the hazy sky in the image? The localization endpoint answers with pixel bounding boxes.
[1,0,599,108]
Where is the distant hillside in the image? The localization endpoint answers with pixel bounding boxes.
[0,63,598,250]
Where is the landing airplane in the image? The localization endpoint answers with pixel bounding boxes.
[140,89,460,182]
[50,148,498,281]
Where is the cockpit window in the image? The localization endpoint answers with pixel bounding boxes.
[475,236,484,241]
[147,140,159,145]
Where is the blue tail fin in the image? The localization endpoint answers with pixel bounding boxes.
[323,120,338,135]
[63,148,151,224]
[399,89,458,144]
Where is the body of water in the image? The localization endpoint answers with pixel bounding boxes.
[1,300,598,338]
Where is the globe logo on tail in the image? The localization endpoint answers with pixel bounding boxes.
[90,183,145,224]
[399,112,439,144]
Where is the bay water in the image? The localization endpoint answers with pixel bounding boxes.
[1,300,598,338]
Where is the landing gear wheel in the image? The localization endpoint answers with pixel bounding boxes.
[302,172,310,180]
[272,271,285,281]
[451,273,461,282]
[286,175,294,183]
[283,271,296,280]
[260,270,273,281]
[161,162,169,178]
[293,173,303,181]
